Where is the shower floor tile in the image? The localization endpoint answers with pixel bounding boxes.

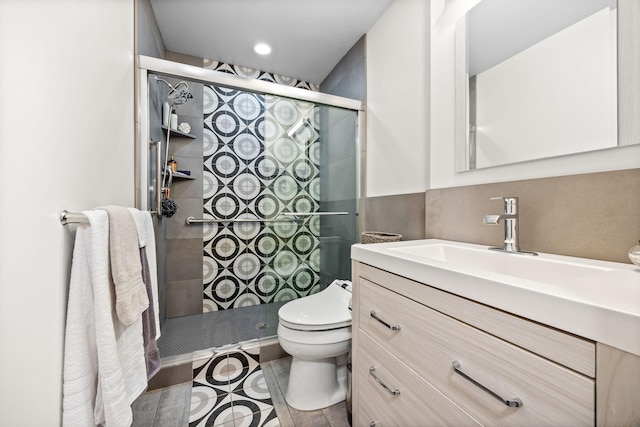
[158,301,286,358]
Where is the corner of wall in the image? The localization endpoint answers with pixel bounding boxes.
[366,0,430,198]
[135,0,167,59]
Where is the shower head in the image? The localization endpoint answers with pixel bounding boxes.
[170,88,193,106]
[155,77,193,106]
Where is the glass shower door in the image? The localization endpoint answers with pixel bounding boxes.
[202,85,359,321]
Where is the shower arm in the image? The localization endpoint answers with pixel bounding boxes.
[155,76,189,96]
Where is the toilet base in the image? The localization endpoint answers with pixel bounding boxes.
[285,355,348,411]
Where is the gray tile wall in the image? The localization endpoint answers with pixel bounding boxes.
[320,37,366,281]
[426,168,640,263]
[159,76,205,318]
[320,35,366,102]
[363,193,426,242]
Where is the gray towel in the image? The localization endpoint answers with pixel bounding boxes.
[102,206,149,325]
[140,248,160,380]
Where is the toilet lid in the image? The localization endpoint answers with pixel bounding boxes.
[278,281,352,331]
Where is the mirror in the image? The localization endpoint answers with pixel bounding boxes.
[455,0,639,171]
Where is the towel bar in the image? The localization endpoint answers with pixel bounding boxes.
[60,210,89,225]
[185,216,298,226]
[60,209,159,225]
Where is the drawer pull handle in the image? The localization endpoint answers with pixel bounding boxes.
[369,366,401,396]
[452,361,523,408]
[370,310,401,331]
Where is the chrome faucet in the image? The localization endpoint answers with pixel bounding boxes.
[483,196,537,255]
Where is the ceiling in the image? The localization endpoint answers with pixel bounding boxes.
[150,0,395,85]
[467,0,616,76]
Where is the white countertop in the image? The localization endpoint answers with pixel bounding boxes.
[351,239,640,357]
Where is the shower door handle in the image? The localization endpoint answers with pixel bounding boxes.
[185,216,297,225]
[150,140,162,216]
[282,212,348,219]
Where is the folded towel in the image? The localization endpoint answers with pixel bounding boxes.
[102,206,149,325]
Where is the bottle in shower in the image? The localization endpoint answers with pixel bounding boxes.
[162,102,170,127]
[167,154,178,172]
[170,112,178,130]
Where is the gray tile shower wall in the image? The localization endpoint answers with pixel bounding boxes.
[426,168,640,263]
[161,76,205,319]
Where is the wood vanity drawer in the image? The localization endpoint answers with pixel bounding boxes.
[358,263,596,377]
[356,331,481,427]
[359,278,595,426]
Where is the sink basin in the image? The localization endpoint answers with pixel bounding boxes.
[351,239,640,357]
[389,243,613,286]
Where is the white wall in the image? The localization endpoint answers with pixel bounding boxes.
[430,0,640,188]
[366,0,430,197]
[0,1,135,425]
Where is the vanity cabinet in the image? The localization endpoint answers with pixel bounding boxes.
[351,261,626,427]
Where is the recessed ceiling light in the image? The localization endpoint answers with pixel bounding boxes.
[254,43,272,56]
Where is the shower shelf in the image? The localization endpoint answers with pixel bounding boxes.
[172,171,195,180]
[162,169,195,180]
[161,126,196,139]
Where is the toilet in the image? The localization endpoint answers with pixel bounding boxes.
[277,280,352,411]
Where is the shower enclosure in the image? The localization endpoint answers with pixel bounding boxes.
[137,56,363,359]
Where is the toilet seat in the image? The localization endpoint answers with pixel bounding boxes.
[278,281,352,331]
[278,322,351,345]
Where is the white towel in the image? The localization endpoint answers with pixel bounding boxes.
[62,210,148,427]
[62,220,99,426]
[128,208,161,339]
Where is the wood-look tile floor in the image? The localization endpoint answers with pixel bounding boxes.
[262,357,351,427]
[132,355,350,427]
